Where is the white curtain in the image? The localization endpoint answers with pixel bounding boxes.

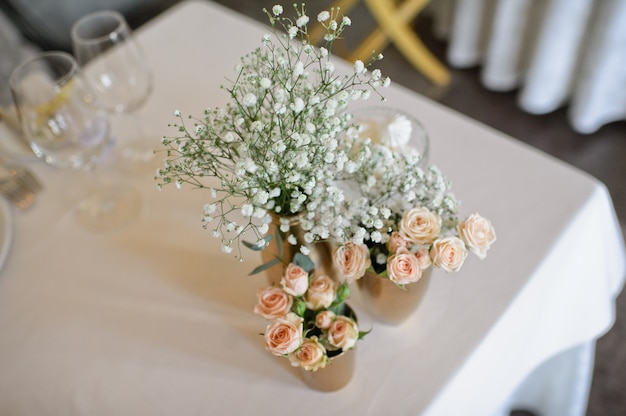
[430,0,626,134]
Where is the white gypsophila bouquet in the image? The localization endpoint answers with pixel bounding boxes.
[156,4,389,260]
[331,138,496,286]
[335,138,459,244]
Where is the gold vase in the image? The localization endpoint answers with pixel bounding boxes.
[298,347,356,392]
[260,215,336,286]
[357,267,432,325]
[298,303,358,392]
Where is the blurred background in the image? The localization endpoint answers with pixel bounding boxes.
[1,0,624,414]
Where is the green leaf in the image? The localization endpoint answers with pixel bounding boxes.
[293,299,306,316]
[358,329,371,340]
[275,227,284,258]
[292,252,314,273]
[248,258,281,275]
[336,282,350,303]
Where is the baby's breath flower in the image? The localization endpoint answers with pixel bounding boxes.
[318,10,330,22]
[243,93,257,107]
[354,60,365,74]
[157,3,389,261]
[241,204,253,217]
[296,15,309,27]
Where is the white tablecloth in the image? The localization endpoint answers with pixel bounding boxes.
[431,0,626,134]
[0,1,624,415]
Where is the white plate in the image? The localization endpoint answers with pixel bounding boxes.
[0,197,13,272]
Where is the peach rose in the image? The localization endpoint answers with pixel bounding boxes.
[414,246,432,270]
[399,207,442,245]
[264,312,303,356]
[387,247,422,285]
[458,213,496,259]
[315,310,336,330]
[305,275,336,310]
[328,316,359,350]
[288,337,328,371]
[280,263,309,296]
[332,242,371,282]
[254,287,293,320]
[387,231,408,253]
[430,237,468,272]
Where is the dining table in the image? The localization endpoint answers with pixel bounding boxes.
[0,1,624,415]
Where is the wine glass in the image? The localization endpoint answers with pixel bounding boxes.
[9,51,140,231]
[71,10,155,172]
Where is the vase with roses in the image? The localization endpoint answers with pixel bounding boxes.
[254,254,367,391]
[331,135,497,324]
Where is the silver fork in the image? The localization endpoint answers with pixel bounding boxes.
[0,163,43,211]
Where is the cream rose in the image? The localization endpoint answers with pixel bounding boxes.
[430,236,468,272]
[458,213,496,259]
[305,275,336,310]
[399,207,442,245]
[328,316,359,350]
[264,312,303,356]
[254,287,293,320]
[288,337,328,371]
[387,231,408,253]
[414,246,432,270]
[332,242,371,282]
[387,247,422,285]
[280,263,309,296]
[315,310,336,330]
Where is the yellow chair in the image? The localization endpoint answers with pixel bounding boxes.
[312,0,450,86]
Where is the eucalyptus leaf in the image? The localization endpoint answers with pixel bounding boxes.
[248,258,281,275]
[292,252,315,273]
[275,227,284,258]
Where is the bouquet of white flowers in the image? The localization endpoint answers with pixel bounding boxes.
[156,4,389,261]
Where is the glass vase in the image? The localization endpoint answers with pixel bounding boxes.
[351,106,429,166]
[357,267,432,325]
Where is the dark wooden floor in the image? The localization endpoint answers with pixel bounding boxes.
[200,1,626,414]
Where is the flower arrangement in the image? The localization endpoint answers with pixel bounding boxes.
[155,0,495,376]
[155,3,389,261]
[332,138,497,287]
[254,255,365,371]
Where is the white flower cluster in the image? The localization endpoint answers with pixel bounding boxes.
[335,137,460,249]
[156,4,389,260]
